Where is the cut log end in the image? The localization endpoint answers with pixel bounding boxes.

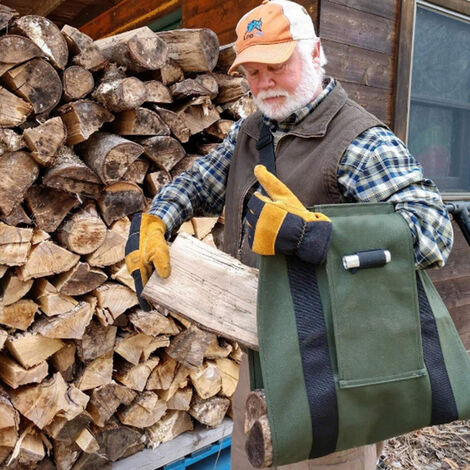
[245,415,273,468]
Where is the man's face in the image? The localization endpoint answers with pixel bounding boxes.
[242,44,323,121]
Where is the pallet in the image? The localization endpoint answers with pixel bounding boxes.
[112,418,233,470]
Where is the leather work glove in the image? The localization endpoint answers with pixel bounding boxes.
[246,165,333,264]
[125,213,170,309]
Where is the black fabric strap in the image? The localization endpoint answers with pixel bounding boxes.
[417,275,458,424]
[286,256,339,458]
[256,123,276,175]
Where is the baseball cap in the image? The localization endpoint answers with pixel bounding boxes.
[228,0,317,74]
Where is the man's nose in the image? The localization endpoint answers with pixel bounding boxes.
[257,71,275,89]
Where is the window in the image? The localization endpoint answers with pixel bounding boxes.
[148,8,182,32]
[407,2,470,194]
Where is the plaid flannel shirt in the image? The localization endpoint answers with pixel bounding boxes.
[150,79,453,269]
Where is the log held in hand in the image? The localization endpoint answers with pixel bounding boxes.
[142,232,259,350]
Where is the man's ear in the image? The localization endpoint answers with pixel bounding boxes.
[313,40,321,66]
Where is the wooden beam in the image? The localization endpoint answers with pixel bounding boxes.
[142,233,259,350]
[32,0,67,17]
[79,0,181,40]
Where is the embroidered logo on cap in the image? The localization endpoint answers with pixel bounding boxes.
[244,18,264,40]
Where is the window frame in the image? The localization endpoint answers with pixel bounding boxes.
[393,0,470,199]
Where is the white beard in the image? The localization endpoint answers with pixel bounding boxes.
[253,62,323,122]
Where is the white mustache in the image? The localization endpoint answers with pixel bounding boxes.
[256,89,290,100]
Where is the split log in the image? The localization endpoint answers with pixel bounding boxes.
[77,132,143,184]
[3,58,62,115]
[0,86,32,127]
[32,228,50,244]
[222,93,257,120]
[117,391,167,428]
[0,128,25,155]
[0,391,19,434]
[0,329,7,350]
[121,159,150,185]
[157,29,219,73]
[87,382,135,427]
[93,282,138,321]
[6,333,64,368]
[139,135,185,172]
[97,182,145,225]
[0,151,39,217]
[0,4,19,31]
[32,301,93,339]
[213,73,249,104]
[145,170,172,198]
[146,354,177,391]
[62,66,94,101]
[175,96,220,135]
[75,428,99,454]
[153,105,190,143]
[33,279,78,317]
[0,353,48,389]
[113,107,170,136]
[54,262,107,296]
[46,412,92,443]
[0,299,38,330]
[244,389,267,434]
[129,310,180,337]
[10,372,69,429]
[216,43,236,73]
[144,80,172,104]
[165,387,193,411]
[166,324,216,369]
[143,232,258,349]
[146,410,193,447]
[76,321,117,363]
[23,117,67,167]
[189,395,230,427]
[115,332,168,365]
[192,217,219,240]
[56,203,107,255]
[152,59,184,86]
[92,77,146,112]
[61,25,106,71]
[2,272,33,306]
[114,355,160,392]
[0,222,33,266]
[0,34,43,73]
[43,146,102,199]
[205,119,234,140]
[57,100,114,146]
[49,342,76,380]
[71,451,110,470]
[189,361,221,399]
[95,27,168,73]
[155,362,190,402]
[93,419,144,462]
[17,430,46,466]
[18,240,79,281]
[75,350,113,391]
[85,219,128,267]
[170,74,218,100]
[205,338,233,359]
[109,260,135,290]
[25,185,77,232]
[13,16,68,69]
[246,415,273,468]
[53,441,84,470]
[216,357,239,397]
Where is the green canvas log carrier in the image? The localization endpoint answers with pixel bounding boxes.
[248,127,470,467]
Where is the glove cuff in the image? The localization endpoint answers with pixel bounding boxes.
[296,221,333,264]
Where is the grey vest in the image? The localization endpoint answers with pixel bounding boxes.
[223,81,385,266]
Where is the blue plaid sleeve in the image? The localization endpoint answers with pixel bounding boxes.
[149,119,243,236]
[338,127,453,269]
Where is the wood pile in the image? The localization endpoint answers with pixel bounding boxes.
[0,4,256,468]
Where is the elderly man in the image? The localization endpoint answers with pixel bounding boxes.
[126,0,453,468]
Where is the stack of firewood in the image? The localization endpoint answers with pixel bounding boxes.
[0,4,257,469]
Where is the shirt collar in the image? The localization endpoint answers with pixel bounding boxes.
[262,78,336,132]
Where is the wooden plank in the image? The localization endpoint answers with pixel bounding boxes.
[32,0,66,16]
[112,418,233,470]
[433,275,470,310]
[392,0,414,142]
[448,304,470,351]
[320,0,396,55]
[142,232,258,350]
[322,39,393,90]
[326,0,397,20]
[79,0,181,39]
[340,81,392,124]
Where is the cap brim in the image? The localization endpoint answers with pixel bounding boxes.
[228,41,297,75]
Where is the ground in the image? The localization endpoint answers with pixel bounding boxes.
[381,421,470,469]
